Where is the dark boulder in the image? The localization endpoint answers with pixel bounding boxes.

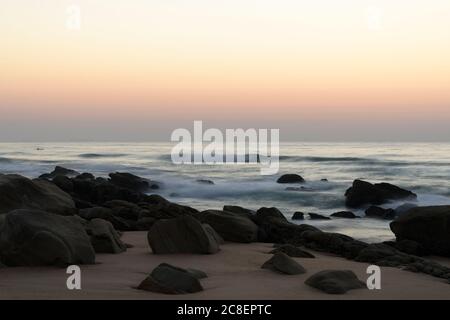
[305,270,366,294]
[197,179,214,185]
[39,166,80,179]
[365,206,396,220]
[345,179,416,208]
[135,217,157,231]
[52,175,74,193]
[256,207,288,225]
[223,205,255,218]
[309,213,331,220]
[137,263,204,294]
[103,200,141,220]
[148,216,220,254]
[199,210,258,243]
[390,206,450,257]
[108,172,155,192]
[270,244,315,258]
[331,211,358,219]
[277,174,305,184]
[0,174,75,215]
[394,203,418,217]
[383,240,428,257]
[0,209,95,266]
[292,212,304,220]
[261,252,306,275]
[85,218,126,254]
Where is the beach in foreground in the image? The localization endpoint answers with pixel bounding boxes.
[1,232,449,300]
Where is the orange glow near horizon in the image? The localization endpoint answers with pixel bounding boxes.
[1,0,450,127]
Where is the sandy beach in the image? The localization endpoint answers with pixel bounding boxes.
[1,231,449,300]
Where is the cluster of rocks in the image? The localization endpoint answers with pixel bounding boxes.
[0,167,449,295]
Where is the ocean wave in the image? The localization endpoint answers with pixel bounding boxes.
[0,157,12,163]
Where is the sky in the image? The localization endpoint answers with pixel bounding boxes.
[1,0,450,141]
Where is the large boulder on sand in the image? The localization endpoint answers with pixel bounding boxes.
[137,263,204,294]
[390,206,450,257]
[270,244,315,258]
[0,209,95,266]
[261,252,306,275]
[148,215,220,254]
[0,174,75,215]
[200,210,258,243]
[85,218,126,254]
[345,179,416,208]
[305,270,366,294]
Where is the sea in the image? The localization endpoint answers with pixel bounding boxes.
[1,142,450,243]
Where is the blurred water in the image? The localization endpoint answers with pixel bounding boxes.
[1,142,450,243]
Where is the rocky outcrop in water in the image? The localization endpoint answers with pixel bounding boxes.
[276,174,305,183]
[345,179,416,208]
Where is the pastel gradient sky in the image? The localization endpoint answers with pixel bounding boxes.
[1,0,450,141]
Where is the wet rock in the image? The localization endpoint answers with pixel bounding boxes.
[108,172,154,192]
[148,215,220,254]
[394,203,418,217]
[197,179,214,185]
[390,206,450,257]
[261,252,306,275]
[52,175,74,193]
[223,205,255,218]
[270,244,315,258]
[331,211,358,219]
[365,206,396,220]
[103,200,141,220]
[200,210,258,243]
[277,174,305,184]
[345,179,416,208]
[255,207,288,225]
[0,174,75,215]
[383,239,428,257]
[137,263,204,294]
[0,209,95,266]
[309,213,331,220]
[39,166,80,179]
[85,218,126,254]
[292,212,304,220]
[305,270,366,294]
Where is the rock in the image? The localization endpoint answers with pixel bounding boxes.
[223,205,255,217]
[256,207,288,225]
[138,195,199,220]
[277,174,305,184]
[203,223,225,244]
[108,172,155,192]
[365,206,396,220]
[345,179,416,208]
[103,200,141,220]
[394,203,418,217]
[78,207,133,231]
[39,166,80,179]
[197,179,214,185]
[331,211,358,219]
[200,210,258,243]
[75,173,95,180]
[261,252,306,275]
[305,270,366,294]
[390,206,450,257]
[270,244,315,258]
[309,213,331,220]
[0,209,95,266]
[292,212,304,220]
[321,179,328,182]
[85,218,126,254]
[52,175,74,193]
[148,215,220,254]
[383,240,428,257]
[135,217,157,231]
[137,263,203,294]
[0,174,75,215]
